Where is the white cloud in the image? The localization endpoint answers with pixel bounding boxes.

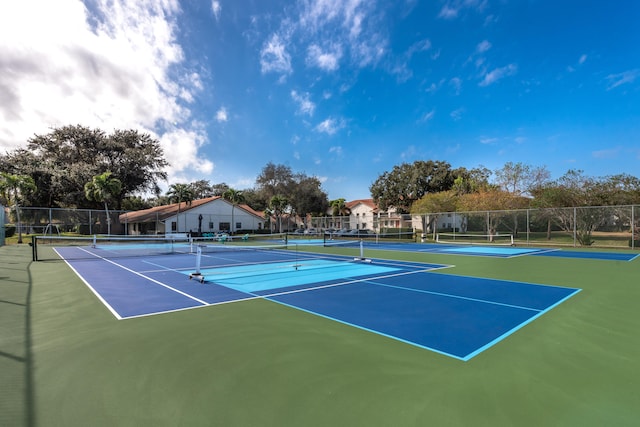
[579,54,587,64]
[480,137,498,145]
[260,34,292,75]
[479,64,518,86]
[438,5,459,19]
[291,90,315,116]
[160,127,214,175]
[592,147,620,159]
[329,146,343,157]
[306,44,342,71]
[425,79,445,93]
[211,1,221,21]
[406,39,431,57]
[215,107,228,122]
[418,110,435,123]
[606,69,639,90]
[315,117,346,135]
[476,40,492,53]
[449,77,462,94]
[450,108,464,121]
[438,0,488,20]
[263,0,386,78]
[0,0,211,180]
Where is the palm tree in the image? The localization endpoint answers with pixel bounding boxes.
[330,198,351,229]
[166,183,194,233]
[84,172,122,235]
[222,188,245,234]
[0,172,36,243]
[269,195,288,233]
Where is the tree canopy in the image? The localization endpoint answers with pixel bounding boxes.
[255,163,328,216]
[0,125,167,208]
[370,160,491,213]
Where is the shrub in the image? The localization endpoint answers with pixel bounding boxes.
[5,224,16,238]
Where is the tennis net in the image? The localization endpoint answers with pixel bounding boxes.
[436,233,514,246]
[32,234,362,262]
[32,235,194,261]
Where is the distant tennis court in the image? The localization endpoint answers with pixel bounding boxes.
[33,235,580,361]
[352,239,639,261]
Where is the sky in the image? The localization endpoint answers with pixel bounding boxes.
[1,0,639,201]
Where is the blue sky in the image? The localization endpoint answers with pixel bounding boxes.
[1,1,638,201]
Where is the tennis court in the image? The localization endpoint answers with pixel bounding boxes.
[38,236,581,361]
[4,237,639,426]
[355,240,640,260]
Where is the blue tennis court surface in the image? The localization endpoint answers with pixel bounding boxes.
[358,241,639,260]
[190,259,400,292]
[439,246,540,256]
[57,242,581,361]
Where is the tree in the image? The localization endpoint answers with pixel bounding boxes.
[530,170,640,245]
[0,172,36,243]
[241,188,267,212]
[210,182,231,197]
[269,195,289,233]
[457,189,529,239]
[370,160,457,213]
[254,163,328,218]
[255,162,295,202]
[0,125,168,208]
[222,188,246,234]
[84,172,122,235]
[494,161,551,197]
[166,183,194,233]
[189,180,215,199]
[411,190,459,238]
[330,198,351,229]
[290,174,329,218]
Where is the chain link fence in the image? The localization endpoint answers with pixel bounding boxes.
[410,205,638,249]
[3,204,639,249]
[3,206,129,237]
[309,205,639,249]
[2,207,272,238]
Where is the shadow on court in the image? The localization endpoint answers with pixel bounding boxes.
[0,244,36,427]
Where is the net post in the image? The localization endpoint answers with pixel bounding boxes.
[195,245,201,275]
[32,235,38,261]
[189,245,205,283]
[353,239,371,263]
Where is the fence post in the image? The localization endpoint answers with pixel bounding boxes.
[526,209,530,246]
[0,204,4,246]
[633,205,636,250]
[573,207,577,247]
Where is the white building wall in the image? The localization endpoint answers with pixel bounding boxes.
[164,200,264,234]
[349,203,376,230]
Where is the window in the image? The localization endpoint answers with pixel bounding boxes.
[235,222,242,230]
[209,222,214,229]
[219,222,230,232]
[171,221,177,231]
